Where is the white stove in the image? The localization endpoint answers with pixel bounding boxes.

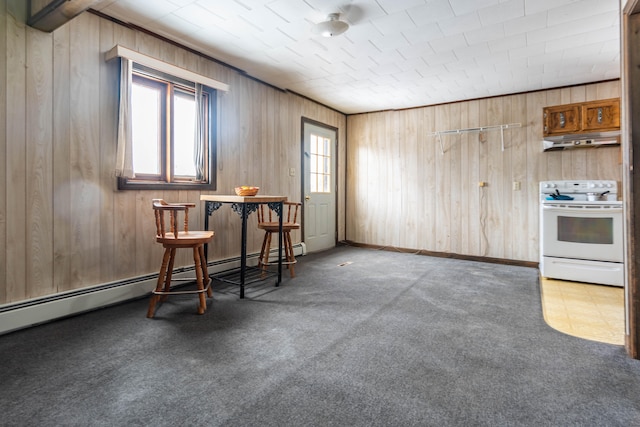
[539,180,624,287]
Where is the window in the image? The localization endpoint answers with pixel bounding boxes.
[309,132,331,193]
[118,66,217,190]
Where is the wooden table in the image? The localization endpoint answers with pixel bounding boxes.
[200,195,287,298]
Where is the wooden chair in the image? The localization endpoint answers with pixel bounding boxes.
[148,199,215,318]
[257,201,301,278]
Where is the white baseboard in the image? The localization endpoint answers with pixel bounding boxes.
[0,244,303,335]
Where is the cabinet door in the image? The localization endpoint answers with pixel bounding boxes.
[582,99,620,132]
[543,104,581,136]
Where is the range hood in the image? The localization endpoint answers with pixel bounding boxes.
[542,130,620,151]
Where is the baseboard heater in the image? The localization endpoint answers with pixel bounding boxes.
[0,243,305,335]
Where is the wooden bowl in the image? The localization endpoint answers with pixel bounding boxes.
[235,186,259,196]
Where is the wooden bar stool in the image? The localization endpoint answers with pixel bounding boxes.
[257,201,301,278]
[148,199,215,318]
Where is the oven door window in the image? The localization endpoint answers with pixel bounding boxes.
[557,216,613,244]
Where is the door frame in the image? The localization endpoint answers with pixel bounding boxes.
[622,0,640,359]
[300,117,339,249]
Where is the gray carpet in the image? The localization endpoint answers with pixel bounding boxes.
[1,245,639,426]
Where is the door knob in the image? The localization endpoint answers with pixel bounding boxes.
[305,195,311,201]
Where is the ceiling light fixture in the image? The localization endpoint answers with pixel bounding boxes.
[313,13,349,37]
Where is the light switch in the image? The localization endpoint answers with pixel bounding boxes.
[289,167,295,177]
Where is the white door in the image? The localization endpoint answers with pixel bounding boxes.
[303,121,337,253]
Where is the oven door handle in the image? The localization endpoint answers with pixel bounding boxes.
[542,205,623,214]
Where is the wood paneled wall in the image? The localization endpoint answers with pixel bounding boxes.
[346,81,621,262]
[0,1,346,304]
[0,0,622,306]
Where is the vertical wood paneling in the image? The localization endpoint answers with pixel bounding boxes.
[509,94,528,260]
[449,102,462,254]
[369,112,383,244]
[526,91,546,260]
[422,107,437,251]
[485,97,504,258]
[466,100,480,256]
[387,111,400,246]
[458,102,470,254]
[6,10,27,302]
[52,22,71,293]
[346,82,622,263]
[501,96,514,258]
[68,14,101,288]
[477,99,488,256]
[337,108,346,242]
[98,19,116,282]
[0,1,7,303]
[435,105,451,252]
[400,109,419,249]
[346,114,366,243]
[26,26,53,296]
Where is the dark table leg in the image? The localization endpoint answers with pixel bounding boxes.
[204,201,210,260]
[203,200,281,297]
[240,202,247,299]
[277,201,282,285]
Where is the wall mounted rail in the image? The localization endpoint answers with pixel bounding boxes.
[429,123,522,154]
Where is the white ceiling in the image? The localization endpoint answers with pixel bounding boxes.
[92,0,621,114]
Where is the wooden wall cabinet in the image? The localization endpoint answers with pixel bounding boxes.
[543,98,620,137]
[543,104,581,136]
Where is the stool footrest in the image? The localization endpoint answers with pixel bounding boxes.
[152,278,211,295]
[260,260,297,266]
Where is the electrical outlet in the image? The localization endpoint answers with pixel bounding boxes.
[289,167,295,177]
[513,181,521,191]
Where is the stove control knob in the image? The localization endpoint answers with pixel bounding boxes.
[588,182,596,188]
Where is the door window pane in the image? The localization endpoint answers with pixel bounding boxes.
[310,133,331,193]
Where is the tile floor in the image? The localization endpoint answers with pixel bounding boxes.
[540,277,625,345]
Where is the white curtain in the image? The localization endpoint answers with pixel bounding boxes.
[115,58,134,178]
[194,83,206,181]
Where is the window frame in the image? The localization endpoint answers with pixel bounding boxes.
[117,66,217,191]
